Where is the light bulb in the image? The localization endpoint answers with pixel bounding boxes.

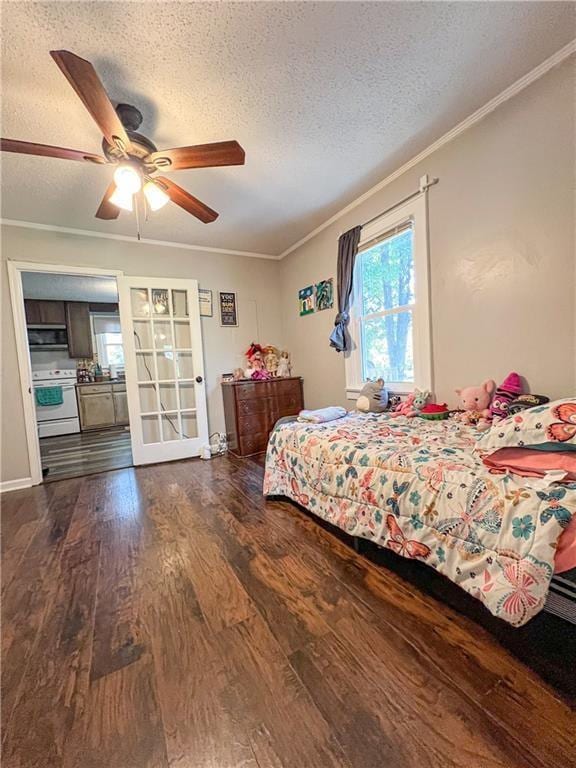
[113,164,142,194]
[144,181,170,211]
[109,186,133,212]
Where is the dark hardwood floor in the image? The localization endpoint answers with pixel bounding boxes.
[40,426,133,482]
[1,454,575,768]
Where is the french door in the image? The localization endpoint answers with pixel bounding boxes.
[118,277,209,465]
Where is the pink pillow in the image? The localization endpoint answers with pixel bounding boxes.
[482,447,576,481]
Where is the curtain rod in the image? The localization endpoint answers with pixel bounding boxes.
[360,174,439,230]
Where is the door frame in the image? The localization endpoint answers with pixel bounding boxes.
[118,276,209,465]
[7,260,124,486]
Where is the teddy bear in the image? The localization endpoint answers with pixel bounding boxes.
[356,379,389,413]
[454,380,496,430]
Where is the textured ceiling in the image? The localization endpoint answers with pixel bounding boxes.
[2,2,574,256]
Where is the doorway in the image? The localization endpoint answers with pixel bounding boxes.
[8,262,132,484]
[8,262,210,486]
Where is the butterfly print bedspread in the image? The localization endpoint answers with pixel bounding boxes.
[263,412,576,626]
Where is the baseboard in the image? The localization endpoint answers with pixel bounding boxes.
[0,476,33,493]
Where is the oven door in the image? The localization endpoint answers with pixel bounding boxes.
[34,383,79,423]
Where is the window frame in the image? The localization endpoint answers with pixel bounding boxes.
[345,194,432,398]
[90,314,125,371]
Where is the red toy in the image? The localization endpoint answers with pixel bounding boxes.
[419,403,449,421]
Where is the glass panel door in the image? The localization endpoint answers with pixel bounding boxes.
[118,277,208,465]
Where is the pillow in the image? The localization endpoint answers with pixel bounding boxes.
[478,398,576,451]
[482,447,576,481]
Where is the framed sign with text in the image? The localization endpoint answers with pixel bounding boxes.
[199,288,213,317]
[219,291,238,327]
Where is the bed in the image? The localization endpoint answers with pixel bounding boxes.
[263,410,576,627]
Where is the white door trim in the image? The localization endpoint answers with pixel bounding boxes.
[6,259,125,486]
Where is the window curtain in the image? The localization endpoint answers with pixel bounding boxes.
[329,225,362,352]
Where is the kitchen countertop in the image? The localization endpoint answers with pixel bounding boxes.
[75,379,126,387]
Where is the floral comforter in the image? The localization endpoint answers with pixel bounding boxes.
[263,412,576,626]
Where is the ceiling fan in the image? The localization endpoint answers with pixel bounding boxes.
[1,50,245,224]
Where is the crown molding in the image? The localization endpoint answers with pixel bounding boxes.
[279,39,576,260]
[0,219,280,261]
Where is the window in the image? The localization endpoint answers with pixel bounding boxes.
[91,314,125,370]
[96,331,125,368]
[345,195,431,396]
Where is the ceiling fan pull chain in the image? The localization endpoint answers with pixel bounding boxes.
[135,193,141,241]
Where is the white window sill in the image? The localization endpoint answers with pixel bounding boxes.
[346,383,415,400]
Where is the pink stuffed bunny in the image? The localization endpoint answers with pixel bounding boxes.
[454,380,496,431]
[392,392,416,416]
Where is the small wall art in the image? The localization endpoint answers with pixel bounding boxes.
[315,278,334,311]
[199,288,213,317]
[219,291,238,326]
[299,285,314,316]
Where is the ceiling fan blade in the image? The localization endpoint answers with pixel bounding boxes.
[50,50,132,153]
[1,138,106,164]
[95,182,120,220]
[148,141,245,171]
[156,177,218,223]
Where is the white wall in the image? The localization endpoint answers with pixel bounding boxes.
[1,228,283,483]
[279,58,576,411]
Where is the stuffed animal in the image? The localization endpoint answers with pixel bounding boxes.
[392,392,416,417]
[411,388,431,415]
[490,372,522,421]
[356,379,388,413]
[454,379,496,430]
[419,403,449,421]
[392,388,430,417]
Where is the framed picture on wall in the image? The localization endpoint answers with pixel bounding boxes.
[199,288,213,317]
[219,291,238,326]
[299,285,314,316]
[315,278,334,311]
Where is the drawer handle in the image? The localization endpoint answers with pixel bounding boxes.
[195,376,203,383]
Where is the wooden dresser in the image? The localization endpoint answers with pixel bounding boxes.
[222,377,304,456]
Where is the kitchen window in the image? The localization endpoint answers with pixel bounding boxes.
[345,195,431,396]
[91,314,125,370]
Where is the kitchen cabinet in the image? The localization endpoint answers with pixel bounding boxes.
[113,388,129,425]
[66,302,93,358]
[89,302,119,313]
[25,299,66,325]
[78,389,115,430]
[77,382,129,430]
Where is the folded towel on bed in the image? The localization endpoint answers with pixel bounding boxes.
[298,406,347,424]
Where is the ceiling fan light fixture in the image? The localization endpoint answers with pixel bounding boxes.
[113,163,141,194]
[108,185,133,212]
[144,180,170,211]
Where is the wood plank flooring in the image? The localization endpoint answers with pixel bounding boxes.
[2,454,575,768]
[39,426,133,482]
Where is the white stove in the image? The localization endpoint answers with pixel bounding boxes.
[32,368,80,438]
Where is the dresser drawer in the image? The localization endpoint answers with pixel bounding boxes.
[237,393,301,417]
[238,432,269,456]
[235,379,301,401]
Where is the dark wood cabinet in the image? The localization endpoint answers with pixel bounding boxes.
[222,377,304,456]
[24,299,66,325]
[65,302,93,358]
